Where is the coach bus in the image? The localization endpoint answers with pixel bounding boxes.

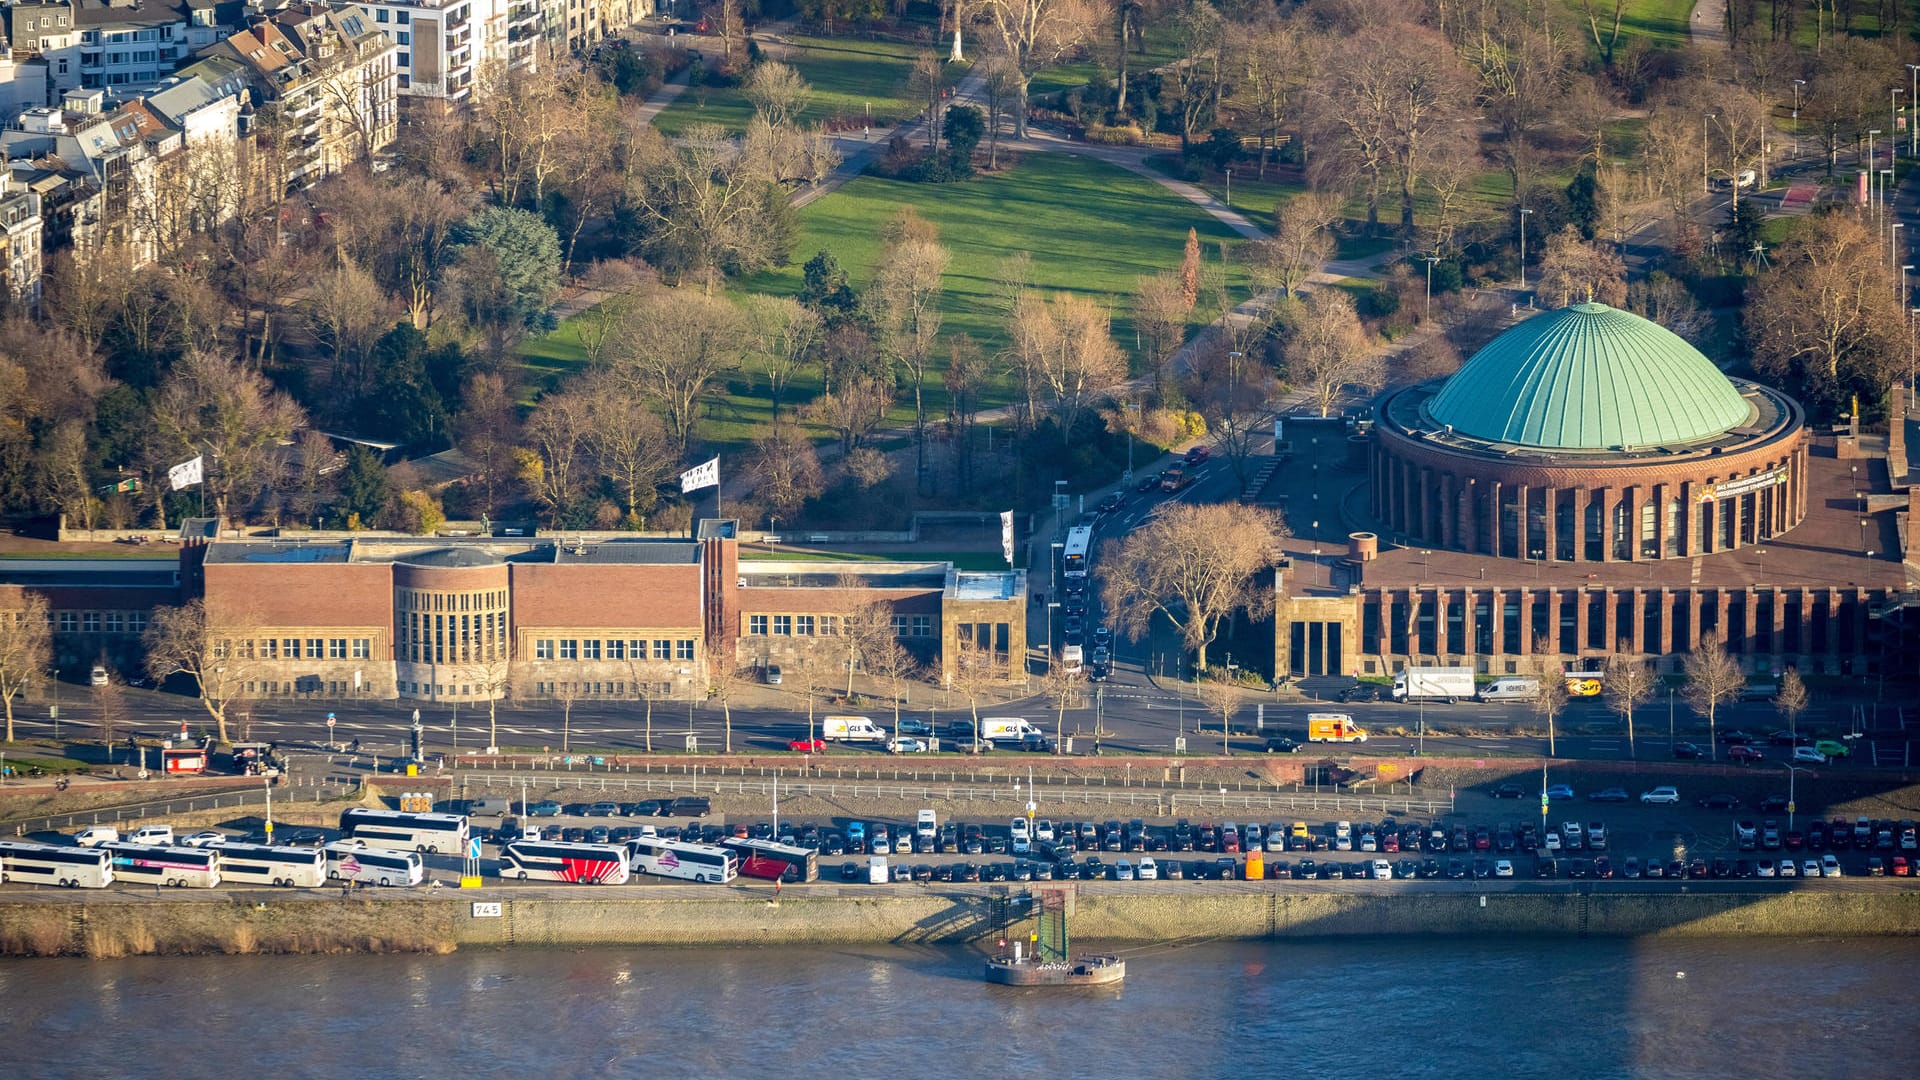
[627,837,737,883]
[719,837,819,883]
[324,842,425,887]
[0,840,114,888]
[337,808,469,855]
[212,843,327,888]
[1062,526,1092,578]
[498,840,631,884]
[102,843,221,888]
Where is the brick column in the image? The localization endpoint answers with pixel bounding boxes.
[1602,589,1619,654]
[1655,590,1674,654]
[1546,588,1564,657]
[1544,486,1559,561]
[1598,488,1617,563]
[1487,481,1502,558]
[1518,591,1535,654]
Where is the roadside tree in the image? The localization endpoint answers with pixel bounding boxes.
[1039,660,1087,753]
[1602,653,1657,759]
[1192,672,1246,756]
[1681,633,1744,761]
[0,594,51,742]
[1283,289,1379,418]
[1774,669,1809,735]
[143,599,262,745]
[1530,642,1571,758]
[1101,503,1284,672]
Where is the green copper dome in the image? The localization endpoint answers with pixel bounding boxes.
[1425,303,1752,450]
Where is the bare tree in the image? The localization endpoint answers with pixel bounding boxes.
[945,636,1007,752]
[1102,503,1284,672]
[974,0,1111,139]
[1530,640,1571,758]
[1534,227,1629,308]
[623,122,791,294]
[829,577,895,699]
[522,390,593,526]
[1006,292,1126,443]
[1774,668,1809,735]
[1254,193,1341,299]
[93,677,128,754]
[706,660,744,753]
[1132,272,1192,394]
[1682,633,1745,761]
[1746,214,1903,414]
[866,639,921,733]
[1602,653,1656,759]
[745,425,824,520]
[578,370,673,528]
[1192,671,1246,755]
[0,594,51,742]
[307,260,396,399]
[573,259,658,366]
[744,62,812,129]
[150,352,308,525]
[143,600,262,745]
[624,653,678,753]
[742,294,823,427]
[1284,289,1379,418]
[554,679,582,754]
[1040,661,1087,752]
[605,288,751,450]
[872,220,950,487]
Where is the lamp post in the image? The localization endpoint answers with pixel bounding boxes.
[1704,114,1715,195]
[1910,307,1920,395]
[1909,65,1920,156]
[1896,90,1906,166]
[1518,207,1533,289]
[1424,254,1440,320]
[1793,79,1806,158]
[1881,169,1895,232]
[263,776,274,844]
[1868,130,1882,218]
[1783,764,1809,833]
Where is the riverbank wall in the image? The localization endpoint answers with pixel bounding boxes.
[5,886,1918,957]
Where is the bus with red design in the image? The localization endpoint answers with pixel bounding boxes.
[718,837,819,883]
[498,840,631,884]
[626,837,736,883]
[102,842,221,888]
[324,842,424,887]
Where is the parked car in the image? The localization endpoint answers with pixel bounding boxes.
[1791,746,1828,764]
[1587,787,1629,803]
[1640,786,1681,805]
[787,737,827,753]
[527,800,563,817]
[1544,784,1576,801]
[1672,742,1704,760]
[1491,783,1526,799]
[763,665,783,685]
[1695,794,1741,810]
[1727,745,1764,763]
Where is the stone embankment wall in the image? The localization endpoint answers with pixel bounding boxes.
[3,887,1917,957]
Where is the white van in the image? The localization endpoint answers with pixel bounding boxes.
[916,809,937,842]
[1479,677,1540,702]
[867,855,890,884]
[127,825,175,846]
[1137,856,1159,880]
[823,716,886,742]
[74,826,119,848]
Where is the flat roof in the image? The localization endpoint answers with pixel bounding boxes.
[0,559,180,588]
[739,560,948,590]
[950,571,1019,601]
[203,537,701,568]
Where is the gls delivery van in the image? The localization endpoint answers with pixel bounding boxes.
[822,716,885,742]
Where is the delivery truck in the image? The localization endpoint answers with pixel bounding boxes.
[1391,666,1475,703]
[1307,713,1369,743]
[980,717,1046,745]
[822,715,886,742]
[1477,677,1540,702]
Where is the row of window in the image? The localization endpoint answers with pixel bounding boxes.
[531,682,676,698]
[397,589,506,613]
[215,638,373,661]
[372,9,414,24]
[243,680,378,697]
[743,614,932,638]
[51,610,149,635]
[531,639,695,662]
[84,28,175,44]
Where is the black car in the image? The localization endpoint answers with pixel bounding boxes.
[669,797,712,817]
[284,829,325,847]
[1758,795,1790,814]
[587,825,612,844]
[1098,492,1126,513]
[625,800,666,817]
[1172,821,1196,851]
[912,864,934,882]
[986,835,1010,855]
[1769,730,1812,747]
[1719,730,1757,746]
[1446,859,1468,880]
[1696,794,1742,811]
[839,861,862,881]
[1295,858,1318,880]
[1536,858,1558,878]
[1264,737,1301,754]
[1339,683,1381,703]
[933,864,956,882]
[1672,742,1704,760]
[822,833,845,856]
[562,827,587,843]
[1490,783,1525,799]
[1420,859,1441,879]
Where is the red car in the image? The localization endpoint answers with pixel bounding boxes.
[1184,446,1211,465]
[787,737,826,752]
[1728,745,1764,763]
[1894,856,1911,876]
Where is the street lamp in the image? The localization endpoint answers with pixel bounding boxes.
[263,776,275,844]
[1868,130,1883,217]
[1792,79,1806,158]
[1894,89,1905,166]
[1783,763,1810,832]
[1518,207,1533,289]
[1424,254,1440,320]
[1910,307,1920,394]
[1704,113,1716,196]
[1909,65,1920,156]
[1881,169,1895,230]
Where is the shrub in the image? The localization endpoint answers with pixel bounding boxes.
[1084,123,1144,146]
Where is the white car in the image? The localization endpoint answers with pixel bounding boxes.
[1821,854,1841,878]
[1640,787,1680,804]
[1777,859,1797,878]
[1137,856,1159,880]
[1543,833,1563,852]
[179,831,228,848]
[1009,818,1031,854]
[886,737,929,754]
[1791,746,1828,764]
[1114,859,1135,881]
[1803,859,1822,878]
[1756,860,1777,878]
[1494,859,1514,878]
[1034,819,1056,842]
[1371,859,1392,880]
[126,825,175,846]
[89,665,109,686]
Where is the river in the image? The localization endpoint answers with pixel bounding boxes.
[4,938,1913,1079]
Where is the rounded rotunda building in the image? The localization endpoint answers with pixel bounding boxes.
[1370,302,1806,562]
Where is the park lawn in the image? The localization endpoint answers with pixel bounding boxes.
[744,152,1252,419]
[517,317,588,404]
[1561,0,1696,56]
[652,36,934,136]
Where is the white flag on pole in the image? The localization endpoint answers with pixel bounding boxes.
[679,456,720,493]
[168,455,204,491]
[1000,510,1015,567]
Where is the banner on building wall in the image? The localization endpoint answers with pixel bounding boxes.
[168,455,204,491]
[679,456,720,493]
[1000,510,1015,567]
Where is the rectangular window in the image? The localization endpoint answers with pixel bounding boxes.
[376,8,389,20]
[263,639,279,659]
[398,51,409,66]
[748,615,768,636]
[630,639,646,660]
[130,611,148,633]
[893,615,909,637]
[397,10,409,22]
[535,639,553,660]
[912,616,932,637]
[82,612,100,632]
[559,639,578,661]
[307,638,325,659]
[608,639,626,661]
[653,640,671,659]
[397,30,410,45]
[582,639,601,661]
[106,612,125,633]
[675,640,695,660]
[353,638,370,660]
[328,639,347,659]
[795,615,814,636]
[284,638,302,659]
[773,615,792,636]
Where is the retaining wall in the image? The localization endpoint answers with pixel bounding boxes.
[4,887,1917,957]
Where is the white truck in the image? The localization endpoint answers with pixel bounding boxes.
[822,715,886,742]
[916,809,937,842]
[1060,645,1084,673]
[1391,666,1475,703]
[979,717,1045,745]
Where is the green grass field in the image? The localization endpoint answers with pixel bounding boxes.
[653,36,936,136]
[1561,0,1696,56]
[522,153,1251,451]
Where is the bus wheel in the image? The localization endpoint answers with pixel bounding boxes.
[695,874,707,883]
[516,870,528,881]
[59,878,72,888]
